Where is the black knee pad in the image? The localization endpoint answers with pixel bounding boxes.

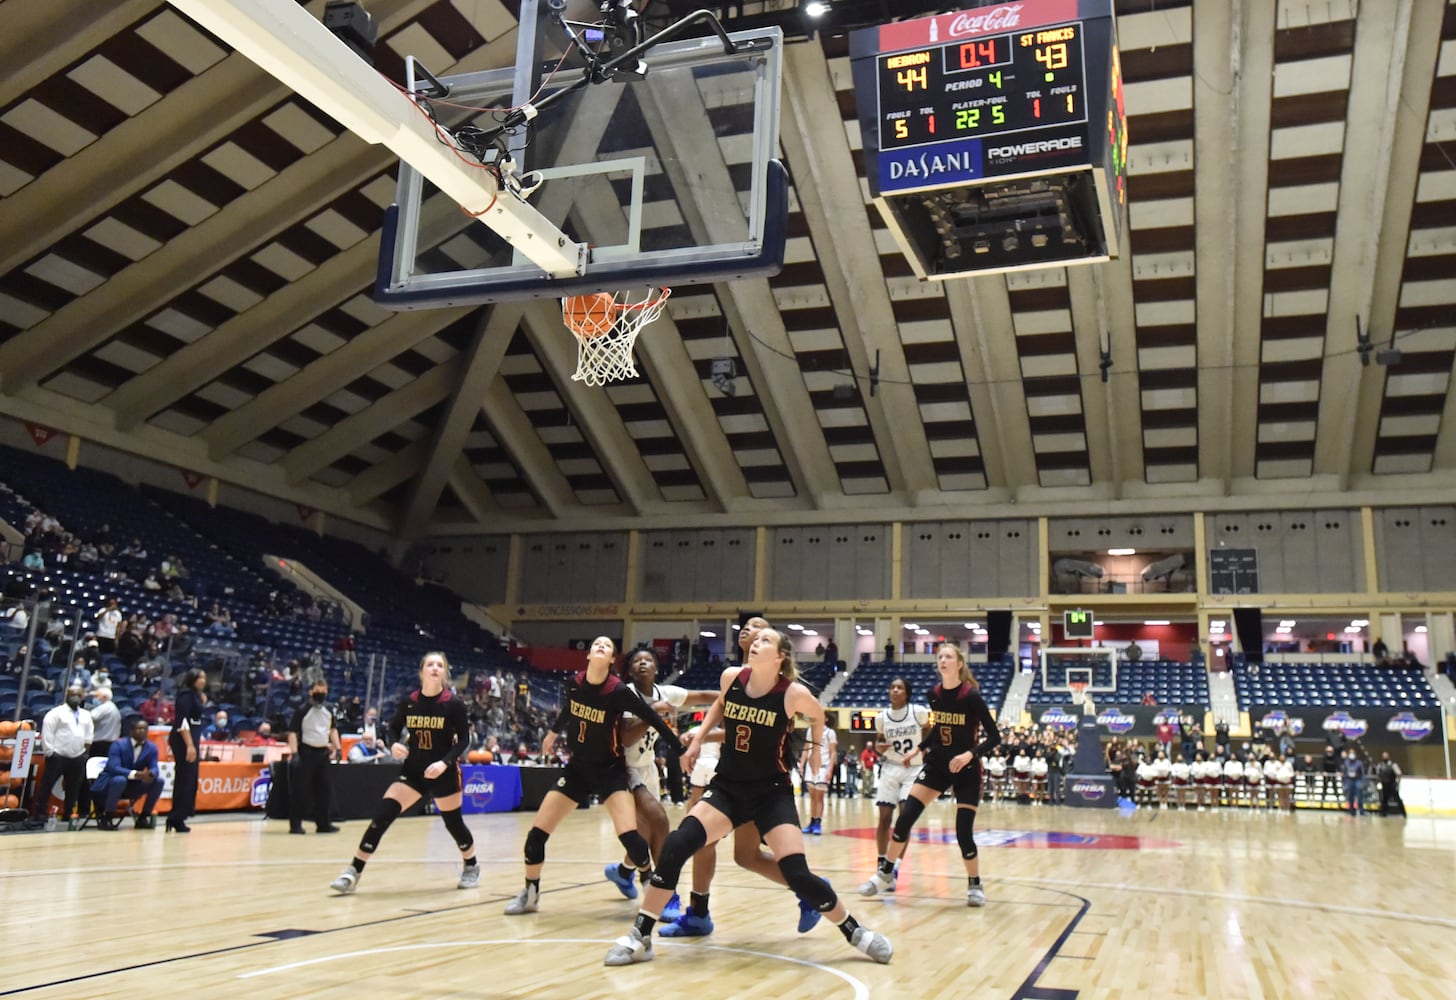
[360,797,403,854]
[778,853,837,912]
[649,816,707,890]
[440,808,474,853]
[956,806,978,859]
[891,796,926,844]
[618,829,651,869]
[524,826,550,866]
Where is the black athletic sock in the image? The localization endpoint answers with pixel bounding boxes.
[837,914,861,943]
[812,816,822,824]
[878,858,894,875]
[639,869,651,884]
[633,911,658,937]
[617,863,634,881]
[463,856,478,868]
[350,857,366,873]
[527,877,541,891]
[876,854,886,868]
[968,875,981,887]
[689,891,710,918]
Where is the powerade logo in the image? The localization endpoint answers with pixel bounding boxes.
[1260,710,1305,737]
[1096,708,1136,734]
[1387,713,1434,742]
[1322,711,1368,740]
[250,773,271,809]
[1039,707,1078,731]
[1070,781,1106,801]
[879,138,982,193]
[986,134,1083,164]
[465,779,495,807]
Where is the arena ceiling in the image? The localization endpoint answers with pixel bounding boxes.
[0,0,1454,540]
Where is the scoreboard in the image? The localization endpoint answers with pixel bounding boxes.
[1063,609,1095,639]
[850,0,1126,277]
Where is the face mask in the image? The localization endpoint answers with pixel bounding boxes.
[67,695,83,708]
[312,691,326,703]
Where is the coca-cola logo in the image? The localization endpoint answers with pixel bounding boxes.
[1070,781,1106,800]
[947,5,1025,38]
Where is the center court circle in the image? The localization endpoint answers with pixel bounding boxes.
[238,938,874,999]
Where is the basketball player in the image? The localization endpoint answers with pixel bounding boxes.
[608,647,716,910]
[799,712,837,834]
[604,628,891,966]
[329,652,475,894]
[659,616,822,938]
[504,636,681,915]
[866,677,930,890]
[860,642,1000,907]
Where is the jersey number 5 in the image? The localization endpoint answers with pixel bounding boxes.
[940,726,952,746]
[735,725,752,753]
[418,730,433,750]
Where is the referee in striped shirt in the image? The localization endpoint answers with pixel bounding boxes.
[288,681,341,834]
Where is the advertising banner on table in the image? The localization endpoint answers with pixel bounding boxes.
[459,764,524,814]
[1250,705,1443,745]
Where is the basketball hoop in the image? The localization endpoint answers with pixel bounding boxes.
[561,287,671,386]
[1070,682,1089,711]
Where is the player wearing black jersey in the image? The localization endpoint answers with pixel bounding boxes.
[329,652,476,894]
[860,642,1001,907]
[504,636,681,916]
[604,628,891,967]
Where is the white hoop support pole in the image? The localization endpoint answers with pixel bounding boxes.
[168,0,584,278]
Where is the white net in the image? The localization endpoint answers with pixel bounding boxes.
[562,287,671,386]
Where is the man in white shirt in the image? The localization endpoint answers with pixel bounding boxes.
[41,685,95,827]
[95,598,122,655]
[89,686,123,762]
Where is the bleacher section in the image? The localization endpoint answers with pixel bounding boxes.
[1027,658,1210,707]
[0,446,546,732]
[833,658,1014,712]
[1233,661,1438,709]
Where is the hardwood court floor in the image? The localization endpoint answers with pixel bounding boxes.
[1,796,1453,999]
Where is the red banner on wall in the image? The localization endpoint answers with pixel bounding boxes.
[22,421,55,446]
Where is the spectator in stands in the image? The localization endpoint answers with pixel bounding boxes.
[1214,719,1230,759]
[303,650,326,687]
[161,554,188,579]
[202,711,232,742]
[362,706,379,736]
[824,640,838,666]
[883,640,895,663]
[119,538,147,566]
[137,689,167,726]
[1155,716,1174,757]
[203,603,235,637]
[348,731,388,763]
[1,602,27,632]
[1140,690,1157,706]
[115,621,147,668]
[1371,637,1390,666]
[95,599,122,655]
[243,722,278,745]
[334,634,357,668]
[141,571,161,591]
[21,549,44,570]
[76,541,99,572]
[1180,714,1201,763]
[40,685,94,827]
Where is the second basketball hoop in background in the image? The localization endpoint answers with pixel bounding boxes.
[561,286,671,386]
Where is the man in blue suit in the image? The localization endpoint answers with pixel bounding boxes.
[91,717,163,830]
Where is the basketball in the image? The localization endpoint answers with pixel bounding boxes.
[563,292,616,337]
[17,720,33,731]
[0,794,17,809]
[479,750,493,764]
[0,721,16,738]
[0,746,12,765]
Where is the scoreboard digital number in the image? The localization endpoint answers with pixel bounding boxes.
[877,23,1087,151]
[1063,609,1095,640]
[850,709,880,732]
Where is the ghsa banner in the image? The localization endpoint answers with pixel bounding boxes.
[1251,705,1441,745]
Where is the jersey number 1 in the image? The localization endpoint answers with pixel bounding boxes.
[579,721,588,745]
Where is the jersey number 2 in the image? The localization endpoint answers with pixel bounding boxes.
[735,725,752,753]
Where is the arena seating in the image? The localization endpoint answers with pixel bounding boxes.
[832,657,1014,711]
[1232,660,1438,708]
[1026,658,1210,707]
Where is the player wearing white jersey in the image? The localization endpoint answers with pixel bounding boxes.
[870,678,932,887]
[608,649,716,907]
[799,719,838,835]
